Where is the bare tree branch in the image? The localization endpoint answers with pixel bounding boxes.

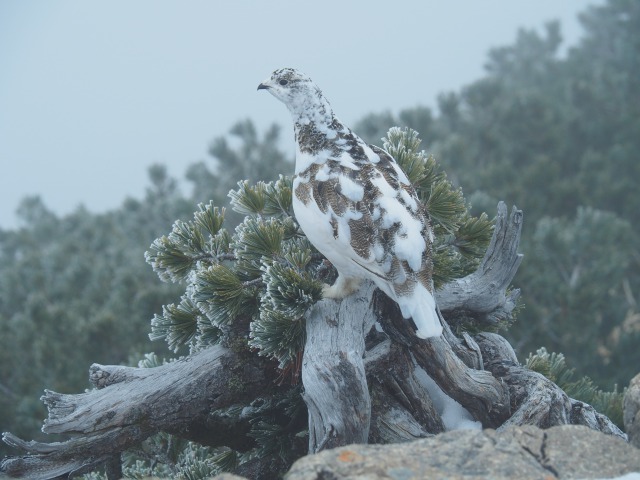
[302,281,377,453]
[474,332,625,439]
[2,345,274,479]
[436,201,523,327]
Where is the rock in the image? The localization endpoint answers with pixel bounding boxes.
[212,474,249,480]
[624,373,640,448]
[284,425,640,479]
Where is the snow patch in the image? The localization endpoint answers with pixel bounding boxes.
[414,365,481,431]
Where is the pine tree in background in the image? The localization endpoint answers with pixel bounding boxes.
[0,166,191,458]
[186,119,293,228]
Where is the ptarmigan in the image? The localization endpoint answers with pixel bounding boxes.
[258,68,442,338]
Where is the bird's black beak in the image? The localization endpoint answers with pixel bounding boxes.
[257,83,269,91]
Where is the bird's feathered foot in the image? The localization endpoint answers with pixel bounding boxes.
[322,275,362,299]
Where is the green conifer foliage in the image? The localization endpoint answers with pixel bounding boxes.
[526,347,624,427]
[146,179,324,367]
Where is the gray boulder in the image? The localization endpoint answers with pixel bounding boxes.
[283,425,640,479]
[624,373,640,448]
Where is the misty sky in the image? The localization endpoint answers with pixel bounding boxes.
[0,1,599,229]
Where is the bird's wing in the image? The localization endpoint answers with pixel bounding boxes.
[294,144,433,292]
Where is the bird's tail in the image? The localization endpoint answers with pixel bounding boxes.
[398,283,442,339]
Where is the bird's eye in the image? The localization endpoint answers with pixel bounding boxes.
[279,79,288,86]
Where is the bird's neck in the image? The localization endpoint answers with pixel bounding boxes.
[288,88,335,129]
[293,111,353,174]
[288,90,358,174]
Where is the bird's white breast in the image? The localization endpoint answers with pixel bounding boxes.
[292,176,368,279]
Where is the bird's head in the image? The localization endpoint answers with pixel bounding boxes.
[258,68,332,122]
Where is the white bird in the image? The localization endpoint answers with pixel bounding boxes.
[258,68,442,338]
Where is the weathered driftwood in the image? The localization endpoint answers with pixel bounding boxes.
[380,309,510,428]
[475,332,625,439]
[2,345,275,479]
[436,202,523,327]
[366,338,445,443]
[302,281,377,453]
[0,202,625,479]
